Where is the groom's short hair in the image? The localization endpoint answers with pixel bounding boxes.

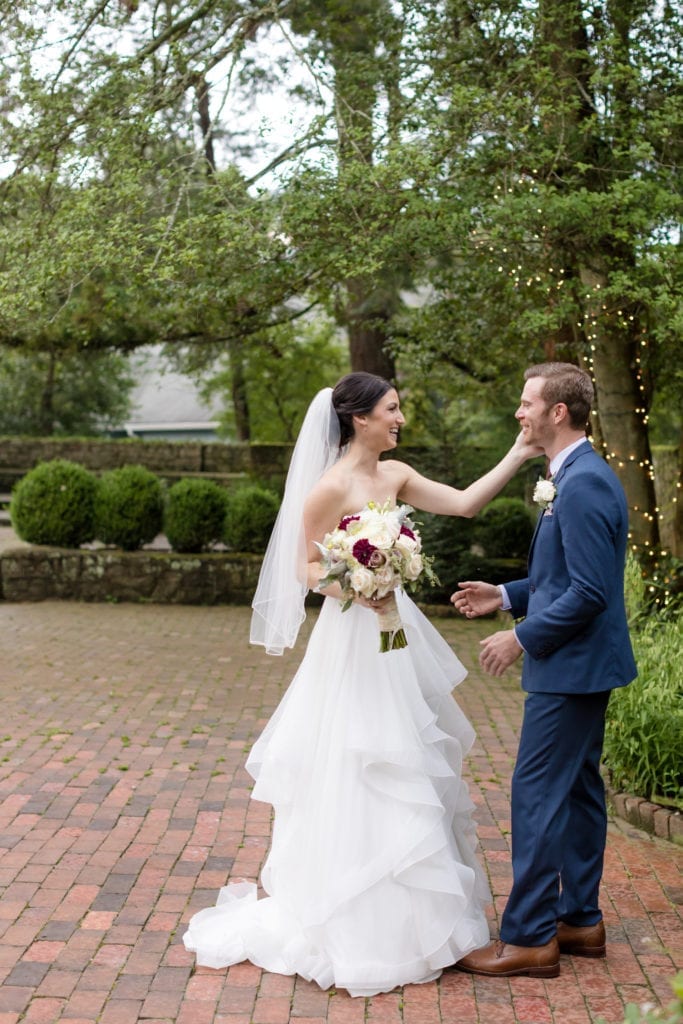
[525,363,594,430]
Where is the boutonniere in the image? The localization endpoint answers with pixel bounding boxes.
[533,478,556,512]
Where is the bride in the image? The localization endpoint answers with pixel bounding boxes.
[183,372,539,996]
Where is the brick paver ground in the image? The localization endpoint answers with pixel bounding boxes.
[0,599,681,1024]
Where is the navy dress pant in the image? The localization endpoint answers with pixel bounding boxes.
[500,689,611,947]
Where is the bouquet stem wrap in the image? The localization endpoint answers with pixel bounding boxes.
[376,591,407,652]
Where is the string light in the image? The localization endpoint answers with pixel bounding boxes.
[478,189,670,560]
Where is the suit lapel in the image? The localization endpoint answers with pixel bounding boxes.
[551,439,593,487]
[527,440,594,564]
[528,507,545,559]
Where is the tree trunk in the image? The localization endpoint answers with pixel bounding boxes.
[332,25,397,383]
[38,350,57,436]
[676,432,683,559]
[227,336,250,441]
[579,263,659,555]
[194,74,216,175]
[533,0,660,559]
[346,277,396,378]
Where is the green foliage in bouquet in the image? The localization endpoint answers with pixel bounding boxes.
[10,459,97,547]
[603,556,683,808]
[94,465,164,551]
[224,485,280,554]
[164,478,228,554]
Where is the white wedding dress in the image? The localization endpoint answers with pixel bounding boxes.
[183,588,491,996]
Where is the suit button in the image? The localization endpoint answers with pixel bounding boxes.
[530,584,536,593]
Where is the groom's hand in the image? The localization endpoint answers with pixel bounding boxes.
[479,630,523,677]
[451,581,502,618]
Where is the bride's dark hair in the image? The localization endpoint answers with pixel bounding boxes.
[332,372,394,447]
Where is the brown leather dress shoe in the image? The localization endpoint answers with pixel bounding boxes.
[556,920,606,958]
[455,937,560,978]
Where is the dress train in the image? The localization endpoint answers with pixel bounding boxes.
[183,592,490,996]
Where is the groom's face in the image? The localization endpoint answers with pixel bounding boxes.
[515,377,555,451]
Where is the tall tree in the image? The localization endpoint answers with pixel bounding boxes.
[401,0,682,555]
[289,0,403,380]
[0,347,134,436]
[0,0,680,548]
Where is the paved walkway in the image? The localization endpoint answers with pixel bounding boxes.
[0,600,680,1024]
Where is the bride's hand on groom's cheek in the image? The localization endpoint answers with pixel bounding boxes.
[512,430,544,461]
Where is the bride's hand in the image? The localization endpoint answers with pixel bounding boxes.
[357,593,394,613]
[511,430,544,462]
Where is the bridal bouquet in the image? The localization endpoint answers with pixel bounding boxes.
[315,501,437,652]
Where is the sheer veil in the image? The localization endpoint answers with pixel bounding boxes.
[250,387,341,655]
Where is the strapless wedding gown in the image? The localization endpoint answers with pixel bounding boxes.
[183,590,490,996]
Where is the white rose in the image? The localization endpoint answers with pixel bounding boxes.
[405,553,424,580]
[395,533,418,557]
[349,565,376,598]
[373,563,398,596]
[362,521,399,549]
[532,479,556,508]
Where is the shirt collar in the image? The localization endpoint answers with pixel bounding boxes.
[549,437,588,478]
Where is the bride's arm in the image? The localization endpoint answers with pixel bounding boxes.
[302,477,347,594]
[397,434,542,517]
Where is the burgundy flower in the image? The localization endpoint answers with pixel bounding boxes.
[400,525,416,540]
[353,538,378,566]
[339,514,361,531]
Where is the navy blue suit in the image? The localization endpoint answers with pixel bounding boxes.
[500,440,636,946]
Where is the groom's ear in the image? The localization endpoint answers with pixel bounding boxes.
[552,402,569,424]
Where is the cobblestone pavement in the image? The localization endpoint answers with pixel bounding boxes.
[0,600,681,1024]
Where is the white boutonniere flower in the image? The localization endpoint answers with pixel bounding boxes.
[533,478,556,511]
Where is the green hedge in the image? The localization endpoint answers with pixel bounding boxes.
[224,485,280,554]
[10,459,98,547]
[472,497,535,559]
[603,556,683,809]
[413,506,529,604]
[94,465,164,551]
[8,461,283,556]
[164,478,228,554]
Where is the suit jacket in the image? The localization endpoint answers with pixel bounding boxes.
[506,440,637,694]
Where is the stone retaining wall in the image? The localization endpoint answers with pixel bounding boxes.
[0,437,498,495]
[0,545,264,605]
[0,438,296,491]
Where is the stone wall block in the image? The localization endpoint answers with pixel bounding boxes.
[0,547,262,605]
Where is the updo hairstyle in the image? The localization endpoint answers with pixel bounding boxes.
[332,372,394,448]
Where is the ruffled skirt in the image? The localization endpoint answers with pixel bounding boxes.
[183,593,490,996]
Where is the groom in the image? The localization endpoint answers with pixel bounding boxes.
[451,362,636,978]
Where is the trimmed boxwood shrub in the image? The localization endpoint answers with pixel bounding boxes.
[412,511,475,603]
[94,465,164,551]
[471,497,535,559]
[164,478,228,553]
[224,485,280,554]
[10,459,97,547]
[413,506,530,605]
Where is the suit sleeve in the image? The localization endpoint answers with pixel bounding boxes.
[505,577,530,619]
[514,471,622,659]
